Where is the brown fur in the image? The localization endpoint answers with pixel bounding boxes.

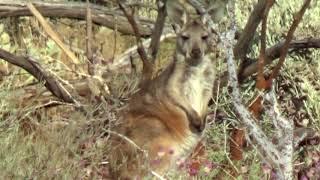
[108,15,218,179]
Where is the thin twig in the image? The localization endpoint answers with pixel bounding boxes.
[257,0,274,89]
[27,3,80,66]
[118,1,153,84]
[112,14,118,62]
[269,0,312,80]
[264,84,294,178]
[223,1,281,168]
[0,0,157,37]
[234,0,268,60]
[86,0,94,75]
[0,48,83,110]
[148,0,167,63]
[238,37,320,81]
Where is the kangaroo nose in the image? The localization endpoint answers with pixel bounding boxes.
[191,48,201,58]
[192,48,201,54]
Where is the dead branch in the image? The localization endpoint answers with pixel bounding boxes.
[263,85,294,178]
[229,0,275,166]
[0,48,80,106]
[238,37,320,81]
[108,33,175,72]
[269,0,312,80]
[86,0,94,75]
[224,1,315,178]
[223,3,289,177]
[148,0,168,63]
[3,78,106,108]
[224,28,281,171]
[234,0,268,60]
[224,22,284,180]
[118,1,153,84]
[0,0,158,37]
[256,0,274,89]
[27,3,80,66]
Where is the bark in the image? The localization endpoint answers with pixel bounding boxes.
[0,0,162,37]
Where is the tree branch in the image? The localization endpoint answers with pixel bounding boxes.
[256,0,274,89]
[118,1,153,84]
[0,0,157,37]
[148,0,168,63]
[233,0,268,60]
[27,3,81,66]
[222,15,281,169]
[269,0,312,80]
[238,37,320,81]
[213,37,320,98]
[108,33,175,72]
[0,48,80,106]
[86,0,94,75]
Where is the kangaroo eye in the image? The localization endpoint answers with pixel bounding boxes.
[202,35,208,40]
[181,35,190,41]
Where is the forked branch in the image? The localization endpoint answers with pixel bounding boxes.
[118,0,154,85]
[224,0,313,178]
[0,0,156,36]
[256,0,274,89]
[268,0,312,80]
[148,0,168,63]
[0,48,80,106]
[234,0,268,60]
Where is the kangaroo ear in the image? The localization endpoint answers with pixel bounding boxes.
[181,11,188,25]
[170,11,189,33]
[200,15,209,26]
[167,0,189,33]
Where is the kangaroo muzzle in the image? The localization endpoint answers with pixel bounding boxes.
[190,47,202,59]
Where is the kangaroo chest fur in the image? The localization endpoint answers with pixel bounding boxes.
[165,53,215,119]
[182,57,215,117]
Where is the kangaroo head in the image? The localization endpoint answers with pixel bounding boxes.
[174,14,216,66]
[177,16,211,58]
[166,2,218,66]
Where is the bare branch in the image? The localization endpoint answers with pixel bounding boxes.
[27,3,81,66]
[269,0,312,80]
[264,84,294,178]
[148,0,168,63]
[0,48,80,106]
[228,1,274,166]
[224,34,281,167]
[256,0,274,89]
[0,0,156,37]
[234,0,268,60]
[108,33,175,72]
[238,37,320,81]
[118,1,153,84]
[86,0,94,75]
[224,1,315,179]
[222,2,281,169]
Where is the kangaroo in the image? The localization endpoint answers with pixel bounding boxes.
[108,12,218,180]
